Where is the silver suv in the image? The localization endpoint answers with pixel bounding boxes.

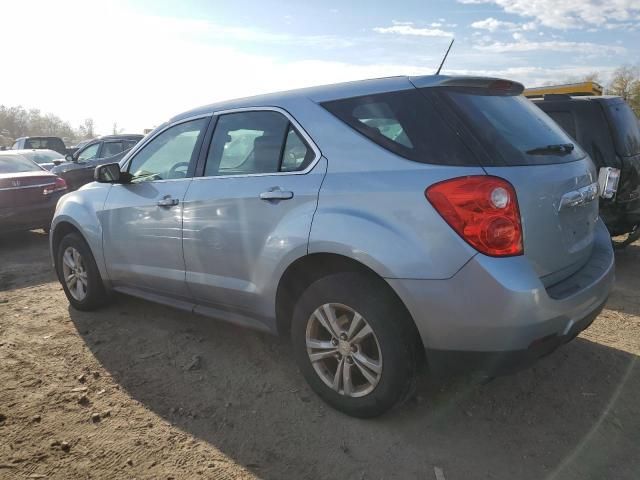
[51,75,615,417]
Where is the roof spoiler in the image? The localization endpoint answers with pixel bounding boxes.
[410,75,524,95]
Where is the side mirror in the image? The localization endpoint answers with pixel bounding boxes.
[53,159,63,166]
[95,163,124,183]
[65,154,74,162]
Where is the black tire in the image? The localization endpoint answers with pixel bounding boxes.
[56,232,109,311]
[291,272,418,418]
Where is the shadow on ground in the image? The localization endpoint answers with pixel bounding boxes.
[0,230,54,292]
[68,295,640,480]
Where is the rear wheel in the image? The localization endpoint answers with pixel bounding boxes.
[57,232,109,311]
[291,272,418,417]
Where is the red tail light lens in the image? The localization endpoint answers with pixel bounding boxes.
[426,176,523,257]
[43,177,67,195]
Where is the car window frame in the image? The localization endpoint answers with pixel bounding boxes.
[193,106,321,179]
[76,142,102,162]
[121,115,212,183]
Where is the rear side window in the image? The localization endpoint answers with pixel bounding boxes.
[321,89,475,166]
[603,100,640,157]
[443,91,586,166]
[100,141,124,158]
[204,111,314,176]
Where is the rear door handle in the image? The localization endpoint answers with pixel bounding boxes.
[157,195,179,207]
[259,188,294,201]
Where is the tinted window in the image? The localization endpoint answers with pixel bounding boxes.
[322,89,474,165]
[128,118,207,183]
[281,126,314,172]
[0,155,41,173]
[546,111,577,138]
[604,100,640,157]
[444,91,585,165]
[78,143,100,162]
[24,138,65,152]
[205,111,313,176]
[100,141,124,158]
[123,139,139,150]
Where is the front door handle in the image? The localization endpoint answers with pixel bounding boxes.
[259,188,294,201]
[157,195,179,207]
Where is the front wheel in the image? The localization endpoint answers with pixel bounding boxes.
[57,232,109,311]
[291,272,418,418]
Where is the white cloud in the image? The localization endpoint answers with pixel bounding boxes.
[471,16,537,31]
[474,38,626,54]
[374,23,454,37]
[459,0,640,29]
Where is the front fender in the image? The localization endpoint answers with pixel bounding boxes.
[50,183,111,283]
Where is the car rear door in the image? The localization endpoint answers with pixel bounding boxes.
[182,108,325,325]
[101,117,210,299]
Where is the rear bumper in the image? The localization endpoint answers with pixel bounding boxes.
[387,218,615,376]
[0,194,63,233]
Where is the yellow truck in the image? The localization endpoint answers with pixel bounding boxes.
[524,81,603,99]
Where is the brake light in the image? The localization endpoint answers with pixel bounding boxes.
[43,177,67,195]
[426,176,523,257]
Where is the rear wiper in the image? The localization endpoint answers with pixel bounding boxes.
[526,143,575,155]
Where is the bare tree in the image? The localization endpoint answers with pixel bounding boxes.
[79,118,96,139]
[607,65,640,115]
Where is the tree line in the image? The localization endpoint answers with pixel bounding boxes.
[0,106,98,148]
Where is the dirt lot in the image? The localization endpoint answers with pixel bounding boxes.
[1,231,639,480]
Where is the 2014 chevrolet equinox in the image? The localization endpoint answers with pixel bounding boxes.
[51,76,615,417]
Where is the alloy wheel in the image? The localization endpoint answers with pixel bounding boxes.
[62,246,88,301]
[305,303,383,397]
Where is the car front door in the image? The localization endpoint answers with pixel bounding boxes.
[102,117,210,299]
[182,108,325,327]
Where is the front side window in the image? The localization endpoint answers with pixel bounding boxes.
[204,111,313,176]
[128,118,207,183]
[77,143,100,162]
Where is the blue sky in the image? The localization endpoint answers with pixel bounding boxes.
[2,0,638,133]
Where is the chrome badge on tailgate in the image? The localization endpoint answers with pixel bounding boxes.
[558,182,598,212]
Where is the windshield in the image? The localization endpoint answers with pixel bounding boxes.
[604,100,640,157]
[443,90,586,166]
[0,154,42,174]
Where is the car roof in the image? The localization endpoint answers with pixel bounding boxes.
[97,134,144,140]
[171,74,523,122]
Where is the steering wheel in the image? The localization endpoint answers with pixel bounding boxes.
[168,162,190,178]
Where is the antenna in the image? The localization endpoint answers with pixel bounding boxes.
[435,38,455,75]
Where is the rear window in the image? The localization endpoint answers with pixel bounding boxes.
[604,100,640,157]
[321,89,476,166]
[24,138,65,151]
[443,90,586,166]
[0,155,41,173]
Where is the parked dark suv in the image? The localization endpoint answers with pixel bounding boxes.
[52,134,143,190]
[12,136,68,156]
[534,95,640,245]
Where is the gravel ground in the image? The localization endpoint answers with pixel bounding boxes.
[1,230,639,480]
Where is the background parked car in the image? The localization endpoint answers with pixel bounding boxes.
[11,149,68,170]
[11,136,68,155]
[0,152,67,234]
[533,95,640,246]
[52,134,143,190]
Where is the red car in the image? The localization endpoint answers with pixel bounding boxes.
[0,152,67,233]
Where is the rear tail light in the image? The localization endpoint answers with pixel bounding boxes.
[43,177,67,195]
[426,176,523,257]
